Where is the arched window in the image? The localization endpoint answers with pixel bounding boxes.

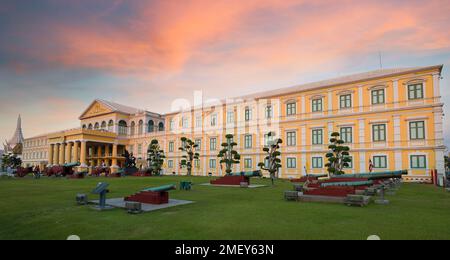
[148,120,154,133]
[118,120,127,136]
[82,124,87,129]
[108,120,114,132]
[101,121,107,130]
[138,120,144,135]
[88,123,93,130]
[94,122,100,130]
[159,122,165,131]
[130,121,136,136]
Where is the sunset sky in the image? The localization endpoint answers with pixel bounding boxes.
[0,0,449,147]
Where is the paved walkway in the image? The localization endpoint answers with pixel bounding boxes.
[90,198,194,212]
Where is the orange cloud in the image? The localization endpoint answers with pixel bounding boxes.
[39,0,449,78]
[2,0,450,143]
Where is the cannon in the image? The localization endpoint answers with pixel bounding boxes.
[320,180,374,188]
[125,184,176,204]
[211,171,262,186]
[226,170,262,177]
[142,184,176,192]
[63,163,83,178]
[291,174,328,183]
[331,170,407,180]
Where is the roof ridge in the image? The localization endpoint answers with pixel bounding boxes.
[237,64,443,100]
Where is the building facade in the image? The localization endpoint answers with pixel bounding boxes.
[22,135,48,168]
[22,65,446,181]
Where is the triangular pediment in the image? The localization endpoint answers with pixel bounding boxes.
[79,100,114,120]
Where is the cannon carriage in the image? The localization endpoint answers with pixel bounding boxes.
[210,170,262,186]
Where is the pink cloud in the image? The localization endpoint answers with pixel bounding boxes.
[2,0,450,140]
[32,0,448,78]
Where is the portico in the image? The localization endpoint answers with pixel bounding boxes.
[47,128,127,173]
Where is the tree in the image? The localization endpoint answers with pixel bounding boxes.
[325,132,351,176]
[1,153,22,169]
[258,132,282,186]
[123,150,136,169]
[1,154,9,171]
[218,134,241,175]
[179,137,199,176]
[445,155,449,172]
[147,139,166,176]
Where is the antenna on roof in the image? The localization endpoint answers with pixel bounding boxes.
[378,52,383,70]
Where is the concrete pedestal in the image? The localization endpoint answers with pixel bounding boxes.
[110,165,119,174]
[375,199,390,205]
[76,165,88,173]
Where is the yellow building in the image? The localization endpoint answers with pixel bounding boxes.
[22,134,48,168]
[22,65,446,182]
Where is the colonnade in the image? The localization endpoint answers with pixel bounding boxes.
[48,141,120,169]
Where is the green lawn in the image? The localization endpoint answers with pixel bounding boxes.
[0,176,449,240]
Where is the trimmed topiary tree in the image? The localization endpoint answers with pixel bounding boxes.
[258,132,283,186]
[2,153,22,169]
[179,137,199,176]
[325,132,351,176]
[147,139,165,176]
[445,155,449,172]
[218,134,241,175]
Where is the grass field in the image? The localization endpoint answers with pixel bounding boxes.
[0,176,449,240]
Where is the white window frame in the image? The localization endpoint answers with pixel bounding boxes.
[286,131,297,146]
[340,127,353,144]
[312,157,323,168]
[287,157,297,169]
[371,88,386,105]
[210,114,217,127]
[286,102,297,116]
[409,120,426,140]
[311,98,323,112]
[372,155,388,169]
[244,135,253,149]
[209,159,217,169]
[244,158,253,169]
[339,94,352,109]
[312,129,323,145]
[210,137,217,151]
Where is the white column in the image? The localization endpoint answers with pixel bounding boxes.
[359,152,366,173]
[393,80,399,108]
[301,96,305,119]
[395,151,402,171]
[300,124,307,175]
[434,107,444,146]
[328,91,333,114]
[393,114,402,171]
[433,73,441,102]
[436,149,445,185]
[73,141,79,163]
[327,121,334,139]
[203,153,207,176]
[393,115,401,146]
[358,119,365,148]
[358,86,364,113]
[256,132,261,171]
[301,153,307,176]
[80,141,87,167]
